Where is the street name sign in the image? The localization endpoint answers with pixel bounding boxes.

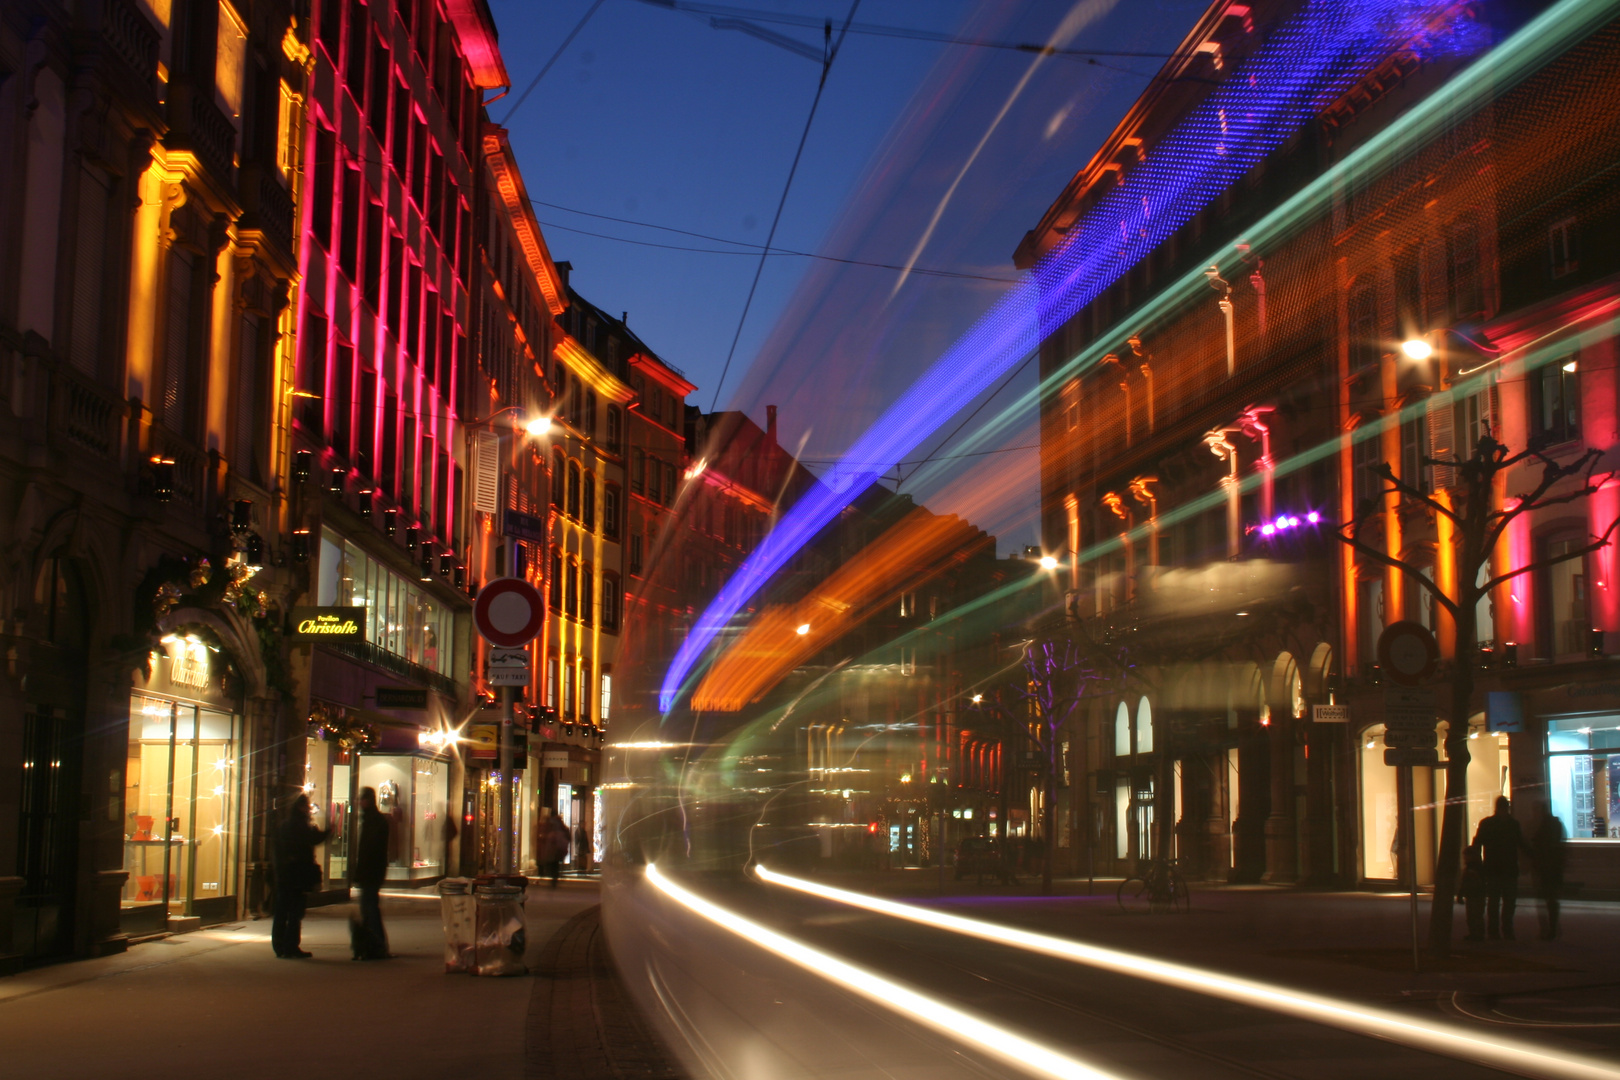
[1385,747,1439,768]
[374,686,428,709]
[473,577,545,647]
[1312,704,1349,723]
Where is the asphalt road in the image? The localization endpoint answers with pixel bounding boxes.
[608,869,1620,1080]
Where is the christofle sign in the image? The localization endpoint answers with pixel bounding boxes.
[291,606,367,640]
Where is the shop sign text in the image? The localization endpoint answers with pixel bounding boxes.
[291,606,367,640]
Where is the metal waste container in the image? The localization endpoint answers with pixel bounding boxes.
[437,878,475,973]
[473,875,528,976]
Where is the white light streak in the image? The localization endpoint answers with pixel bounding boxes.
[608,740,686,750]
[645,863,1123,1080]
[756,866,1617,1080]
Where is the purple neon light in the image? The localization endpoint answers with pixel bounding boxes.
[660,0,1482,711]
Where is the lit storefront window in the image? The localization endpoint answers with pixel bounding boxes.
[1547,716,1620,839]
[355,754,449,881]
[318,529,453,677]
[122,634,243,931]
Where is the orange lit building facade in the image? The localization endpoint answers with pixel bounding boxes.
[1028,0,1620,895]
[0,0,308,962]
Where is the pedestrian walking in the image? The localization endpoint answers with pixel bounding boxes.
[574,822,589,873]
[352,787,391,960]
[1471,796,1525,940]
[1458,843,1487,942]
[540,812,570,888]
[1529,801,1567,940]
[272,794,329,958]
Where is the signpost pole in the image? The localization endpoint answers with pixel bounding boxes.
[499,685,514,874]
[1402,762,1418,972]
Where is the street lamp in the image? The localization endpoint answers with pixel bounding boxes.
[524,415,553,437]
[1037,555,1059,571]
[1400,338,1433,361]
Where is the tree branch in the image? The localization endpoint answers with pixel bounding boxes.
[1335,528,1461,620]
[1376,463,1462,525]
[1479,516,1620,598]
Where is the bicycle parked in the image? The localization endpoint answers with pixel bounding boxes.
[1116,856,1190,914]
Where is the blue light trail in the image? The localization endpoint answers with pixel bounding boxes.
[660,0,1484,711]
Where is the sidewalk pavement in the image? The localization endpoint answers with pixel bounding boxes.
[806,869,1620,1052]
[0,878,682,1080]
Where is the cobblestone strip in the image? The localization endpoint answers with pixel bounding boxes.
[526,905,686,1080]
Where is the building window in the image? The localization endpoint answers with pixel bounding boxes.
[1358,576,1384,671]
[582,471,596,532]
[580,564,594,626]
[1348,281,1379,373]
[567,462,581,519]
[1455,386,1494,459]
[549,549,563,609]
[1533,357,1580,445]
[628,533,643,576]
[899,592,916,618]
[631,449,645,495]
[599,669,613,722]
[1541,532,1591,657]
[565,560,578,618]
[546,656,558,708]
[584,389,597,438]
[603,485,621,540]
[1447,216,1484,323]
[663,461,677,505]
[563,660,575,718]
[601,573,620,633]
[1400,412,1430,493]
[1351,429,1384,513]
[551,449,565,507]
[605,406,622,453]
[215,0,248,124]
[1549,216,1578,279]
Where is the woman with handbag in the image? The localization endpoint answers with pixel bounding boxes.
[272,794,330,958]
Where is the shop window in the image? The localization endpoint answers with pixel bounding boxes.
[1532,357,1580,445]
[317,529,453,676]
[355,753,446,881]
[123,679,240,926]
[1547,718,1619,838]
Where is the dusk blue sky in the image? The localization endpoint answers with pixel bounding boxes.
[487,0,1212,552]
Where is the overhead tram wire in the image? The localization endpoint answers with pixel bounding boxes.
[708,0,864,413]
[533,215,1023,282]
[632,0,1177,63]
[499,0,607,126]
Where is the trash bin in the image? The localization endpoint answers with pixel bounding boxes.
[473,876,528,976]
[437,878,476,973]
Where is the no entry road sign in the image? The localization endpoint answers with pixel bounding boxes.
[473,577,545,647]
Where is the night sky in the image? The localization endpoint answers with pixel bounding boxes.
[490,0,1211,551]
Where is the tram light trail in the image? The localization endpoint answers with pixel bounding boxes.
[659,0,1495,711]
[756,866,1620,1080]
[644,864,1127,1080]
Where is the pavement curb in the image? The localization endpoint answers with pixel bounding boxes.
[525,905,687,1080]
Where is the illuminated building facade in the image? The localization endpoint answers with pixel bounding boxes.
[1028,0,1620,895]
[616,326,696,720]
[287,0,507,888]
[0,0,307,963]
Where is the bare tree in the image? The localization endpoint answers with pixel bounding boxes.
[1001,630,1124,894]
[1338,434,1619,955]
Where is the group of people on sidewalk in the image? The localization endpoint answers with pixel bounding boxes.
[271,788,391,961]
[1457,797,1567,942]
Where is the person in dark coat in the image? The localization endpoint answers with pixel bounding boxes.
[1471,795,1525,940]
[540,813,570,888]
[1529,801,1567,940]
[352,787,391,960]
[272,794,329,958]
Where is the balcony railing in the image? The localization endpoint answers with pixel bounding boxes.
[239,163,295,256]
[92,0,159,88]
[168,83,235,182]
[53,366,124,458]
[325,638,460,700]
[149,425,206,505]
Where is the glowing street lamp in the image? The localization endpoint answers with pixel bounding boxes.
[1037,555,1059,571]
[795,623,811,636]
[524,415,553,437]
[1400,338,1433,361]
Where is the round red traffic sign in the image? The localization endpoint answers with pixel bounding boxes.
[473,577,545,647]
[1377,620,1438,686]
